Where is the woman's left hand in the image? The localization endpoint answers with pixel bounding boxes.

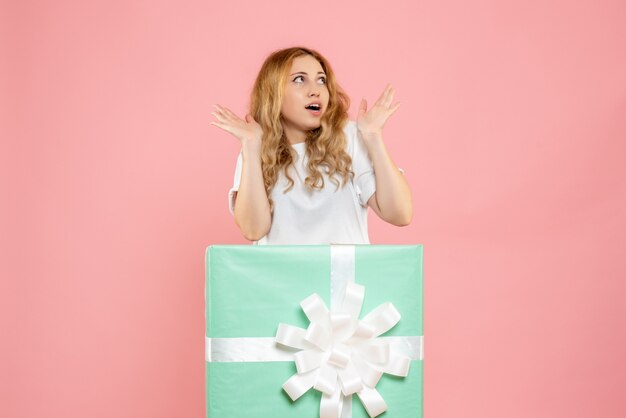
[356,84,401,138]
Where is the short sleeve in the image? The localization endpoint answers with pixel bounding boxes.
[228,151,243,216]
[348,122,377,207]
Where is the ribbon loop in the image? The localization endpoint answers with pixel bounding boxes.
[276,323,313,350]
[356,387,388,418]
[351,321,375,340]
[330,313,352,342]
[314,365,338,395]
[295,349,325,374]
[301,294,331,328]
[381,354,411,377]
[337,362,363,395]
[305,322,331,351]
[361,303,401,337]
[341,282,364,321]
[352,354,383,388]
[320,388,343,418]
[328,343,351,369]
[283,369,318,401]
[357,340,389,364]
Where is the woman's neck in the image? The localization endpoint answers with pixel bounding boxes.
[282,123,306,145]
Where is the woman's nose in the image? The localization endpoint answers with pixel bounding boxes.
[308,82,320,96]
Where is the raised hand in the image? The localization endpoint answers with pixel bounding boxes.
[356,84,401,138]
[210,104,263,147]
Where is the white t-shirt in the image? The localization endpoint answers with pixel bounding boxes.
[228,120,390,245]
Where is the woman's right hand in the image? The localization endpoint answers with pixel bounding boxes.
[210,104,263,148]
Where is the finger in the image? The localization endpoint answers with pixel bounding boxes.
[380,84,391,107]
[388,102,401,116]
[213,106,232,121]
[383,86,395,107]
[213,104,227,114]
[218,105,241,121]
[211,111,228,123]
[214,104,234,120]
[210,121,227,130]
[375,86,388,106]
[210,121,235,136]
[358,98,367,115]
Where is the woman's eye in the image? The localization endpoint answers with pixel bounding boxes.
[293,76,326,84]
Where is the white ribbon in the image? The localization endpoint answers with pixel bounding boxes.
[206,336,422,363]
[205,245,422,418]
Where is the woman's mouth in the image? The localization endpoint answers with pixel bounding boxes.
[305,103,322,116]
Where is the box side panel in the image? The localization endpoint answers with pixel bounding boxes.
[207,362,320,418]
[207,245,331,338]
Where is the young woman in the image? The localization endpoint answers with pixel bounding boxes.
[210,46,412,245]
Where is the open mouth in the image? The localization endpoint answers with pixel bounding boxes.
[305,103,322,115]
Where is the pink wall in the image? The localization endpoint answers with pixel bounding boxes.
[2,0,625,417]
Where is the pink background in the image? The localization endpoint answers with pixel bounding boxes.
[2,0,625,417]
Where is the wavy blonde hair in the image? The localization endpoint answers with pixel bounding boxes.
[249,46,353,214]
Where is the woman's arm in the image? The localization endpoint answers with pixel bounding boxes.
[356,84,413,226]
[361,132,412,226]
[211,105,271,241]
[233,141,272,241]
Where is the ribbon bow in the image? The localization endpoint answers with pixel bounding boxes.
[275,282,411,418]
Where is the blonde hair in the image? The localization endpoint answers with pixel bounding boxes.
[249,46,353,214]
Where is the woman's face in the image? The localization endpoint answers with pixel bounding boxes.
[280,55,330,136]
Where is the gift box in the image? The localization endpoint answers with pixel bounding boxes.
[205,244,423,418]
